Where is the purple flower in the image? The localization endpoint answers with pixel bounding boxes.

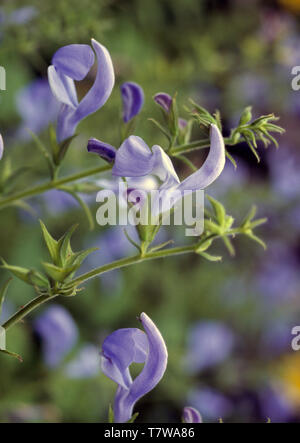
[183,407,202,423]
[154,92,172,113]
[112,124,225,214]
[8,7,38,25]
[65,344,100,379]
[0,133,3,160]
[16,78,59,137]
[87,138,116,163]
[33,305,78,368]
[101,312,168,423]
[187,387,232,421]
[48,39,115,142]
[121,82,144,123]
[256,241,300,303]
[184,321,235,373]
[259,384,293,423]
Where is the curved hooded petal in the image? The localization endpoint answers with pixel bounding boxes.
[112,136,179,185]
[0,134,3,160]
[101,328,148,390]
[72,39,114,123]
[33,305,78,368]
[50,39,115,143]
[112,136,154,177]
[121,82,144,123]
[152,145,180,186]
[113,313,168,423]
[48,66,78,109]
[154,92,172,113]
[178,124,225,192]
[183,406,203,423]
[52,44,95,81]
[87,138,116,163]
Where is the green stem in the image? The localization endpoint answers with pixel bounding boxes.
[2,293,58,331]
[2,243,196,331]
[71,243,196,286]
[170,137,232,156]
[0,164,112,210]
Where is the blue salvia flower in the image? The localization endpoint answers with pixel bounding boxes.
[48,39,115,142]
[110,124,225,216]
[33,305,78,368]
[112,124,225,190]
[0,133,3,160]
[184,321,235,374]
[154,92,172,112]
[101,312,168,423]
[121,82,144,123]
[16,78,59,138]
[183,406,203,423]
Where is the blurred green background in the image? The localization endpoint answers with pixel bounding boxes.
[1,0,300,423]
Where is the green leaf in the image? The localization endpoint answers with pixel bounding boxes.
[239,106,252,126]
[207,196,226,226]
[0,348,23,362]
[225,151,237,169]
[222,236,235,257]
[59,224,78,266]
[108,405,114,423]
[42,262,77,283]
[148,118,171,142]
[39,220,60,264]
[1,260,32,285]
[198,251,222,262]
[56,134,78,164]
[0,278,12,317]
[66,248,98,269]
[127,412,139,423]
[27,271,49,289]
[28,129,54,174]
[195,239,213,253]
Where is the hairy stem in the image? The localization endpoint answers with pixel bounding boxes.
[2,293,58,331]
[2,244,196,331]
[0,164,112,210]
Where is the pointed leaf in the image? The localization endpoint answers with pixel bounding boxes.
[39,220,60,264]
[0,278,12,317]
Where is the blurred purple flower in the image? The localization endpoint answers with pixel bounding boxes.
[65,344,100,379]
[0,6,38,27]
[16,78,59,138]
[259,384,293,423]
[261,320,296,356]
[6,6,38,25]
[101,312,168,423]
[209,160,249,199]
[121,82,144,123]
[34,305,78,368]
[154,92,172,112]
[48,39,115,142]
[183,406,202,423]
[187,387,232,421]
[268,146,300,200]
[184,321,235,374]
[256,242,300,302]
